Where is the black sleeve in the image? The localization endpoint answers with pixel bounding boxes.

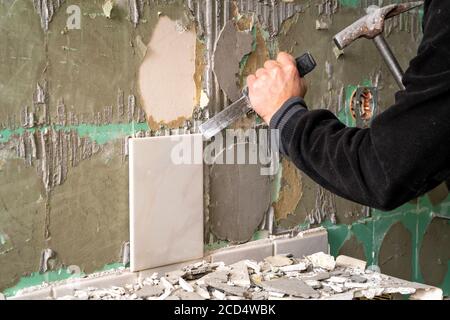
[269,0,450,211]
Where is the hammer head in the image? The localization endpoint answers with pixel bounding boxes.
[333,1,423,50]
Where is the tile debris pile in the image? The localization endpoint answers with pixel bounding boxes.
[54,252,429,300]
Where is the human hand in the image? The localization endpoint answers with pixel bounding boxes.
[246,52,307,124]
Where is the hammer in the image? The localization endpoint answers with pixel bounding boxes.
[333,1,424,90]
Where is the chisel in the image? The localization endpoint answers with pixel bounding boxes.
[199,52,317,140]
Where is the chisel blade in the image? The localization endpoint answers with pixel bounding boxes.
[198,95,251,140]
[198,52,316,140]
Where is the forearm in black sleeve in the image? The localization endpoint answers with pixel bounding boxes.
[269,0,450,211]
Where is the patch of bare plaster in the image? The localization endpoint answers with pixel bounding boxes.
[273,159,302,221]
[138,16,196,125]
[209,142,271,243]
[213,21,253,102]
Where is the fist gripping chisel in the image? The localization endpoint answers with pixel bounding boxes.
[198,52,317,140]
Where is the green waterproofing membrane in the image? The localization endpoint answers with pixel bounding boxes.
[324,196,450,295]
[0,122,150,145]
[3,263,124,297]
[328,80,450,295]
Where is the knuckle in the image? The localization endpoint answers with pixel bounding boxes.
[285,64,296,72]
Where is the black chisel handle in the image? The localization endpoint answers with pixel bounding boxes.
[296,52,316,77]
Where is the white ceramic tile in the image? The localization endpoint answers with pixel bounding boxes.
[273,229,328,258]
[129,134,203,272]
[7,288,53,300]
[210,239,273,264]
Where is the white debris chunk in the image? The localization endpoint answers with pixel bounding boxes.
[195,286,211,299]
[229,261,251,288]
[329,284,344,293]
[212,289,226,300]
[245,260,260,273]
[327,276,347,283]
[336,255,366,270]
[158,289,172,300]
[279,262,309,273]
[165,270,186,284]
[307,252,336,271]
[361,288,385,299]
[178,277,194,292]
[268,291,285,298]
[305,280,322,289]
[344,282,370,289]
[264,255,293,267]
[160,277,174,290]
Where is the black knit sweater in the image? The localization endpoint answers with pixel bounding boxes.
[269,0,450,210]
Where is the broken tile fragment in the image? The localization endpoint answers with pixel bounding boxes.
[198,270,229,286]
[360,288,385,299]
[344,282,370,289]
[336,255,366,270]
[279,262,309,273]
[264,255,293,267]
[178,277,194,292]
[185,262,218,280]
[205,280,247,297]
[158,289,172,300]
[134,284,165,298]
[251,291,269,300]
[212,289,226,300]
[268,291,285,298]
[165,270,186,284]
[350,275,367,283]
[160,277,174,290]
[328,284,344,293]
[260,278,320,299]
[304,280,322,289]
[327,276,348,284]
[307,252,336,271]
[245,260,260,273]
[195,286,211,299]
[301,272,330,281]
[229,261,251,288]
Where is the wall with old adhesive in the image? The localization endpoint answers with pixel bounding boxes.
[0,0,449,297]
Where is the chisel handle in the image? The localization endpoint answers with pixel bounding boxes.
[295,52,316,77]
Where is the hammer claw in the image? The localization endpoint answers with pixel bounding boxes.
[333,1,424,50]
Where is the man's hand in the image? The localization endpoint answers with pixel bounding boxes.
[246,52,307,124]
